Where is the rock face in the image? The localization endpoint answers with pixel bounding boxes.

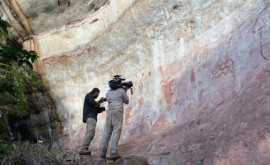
[1,0,270,164]
[0,0,109,37]
[114,69,270,164]
[7,87,63,144]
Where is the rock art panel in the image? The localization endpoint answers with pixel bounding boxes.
[1,1,270,159]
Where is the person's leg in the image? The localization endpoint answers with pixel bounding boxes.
[110,110,123,158]
[99,111,113,158]
[79,118,96,154]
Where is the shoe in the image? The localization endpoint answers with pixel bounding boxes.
[107,155,121,161]
[78,149,91,155]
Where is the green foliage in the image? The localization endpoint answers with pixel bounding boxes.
[0,17,41,117]
[0,140,12,156]
[0,118,10,141]
[0,16,46,165]
[0,63,42,117]
[0,44,38,68]
[0,18,11,39]
[0,118,13,163]
[0,17,38,68]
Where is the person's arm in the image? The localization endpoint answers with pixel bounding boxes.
[122,88,129,104]
[97,107,105,113]
[88,94,100,107]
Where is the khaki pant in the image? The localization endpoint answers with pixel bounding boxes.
[100,110,123,157]
[80,118,97,150]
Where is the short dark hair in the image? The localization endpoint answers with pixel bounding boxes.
[91,88,100,93]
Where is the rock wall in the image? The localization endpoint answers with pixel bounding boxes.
[1,0,270,154]
[7,87,63,144]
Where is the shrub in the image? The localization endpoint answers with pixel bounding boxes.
[1,142,62,165]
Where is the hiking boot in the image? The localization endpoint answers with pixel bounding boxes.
[78,149,91,155]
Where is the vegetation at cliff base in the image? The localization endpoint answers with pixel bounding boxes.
[0,17,43,163]
[0,18,41,118]
[1,142,62,165]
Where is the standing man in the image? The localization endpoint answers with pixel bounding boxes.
[99,85,129,160]
[79,88,106,155]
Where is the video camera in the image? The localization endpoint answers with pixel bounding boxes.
[95,97,106,109]
[98,97,107,103]
[109,75,133,95]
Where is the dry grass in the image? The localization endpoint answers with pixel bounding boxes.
[1,143,63,165]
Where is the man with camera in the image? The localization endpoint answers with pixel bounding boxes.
[79,88,106,155]
[99,75,132,160]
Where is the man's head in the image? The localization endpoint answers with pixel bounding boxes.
[91,88,100,99]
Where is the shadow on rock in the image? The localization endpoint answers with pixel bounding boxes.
[115,156,149,165]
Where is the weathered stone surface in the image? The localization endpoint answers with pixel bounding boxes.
[29,0,270,149]
[111,69,270,165]
[1,0,270,164]
[76,155,149,165]
[0,0,109,36]
[115,156,149,165]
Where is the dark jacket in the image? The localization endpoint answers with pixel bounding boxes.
[82,92,105,122]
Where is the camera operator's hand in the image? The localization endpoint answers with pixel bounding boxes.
[96,101,101,107]
[123,86,128,93]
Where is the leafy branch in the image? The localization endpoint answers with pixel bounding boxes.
[0,17,41,117]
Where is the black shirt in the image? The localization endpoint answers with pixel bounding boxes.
[82,92,105,122]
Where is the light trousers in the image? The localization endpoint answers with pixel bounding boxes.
[80,118,96,150]
[100,110,123,157]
